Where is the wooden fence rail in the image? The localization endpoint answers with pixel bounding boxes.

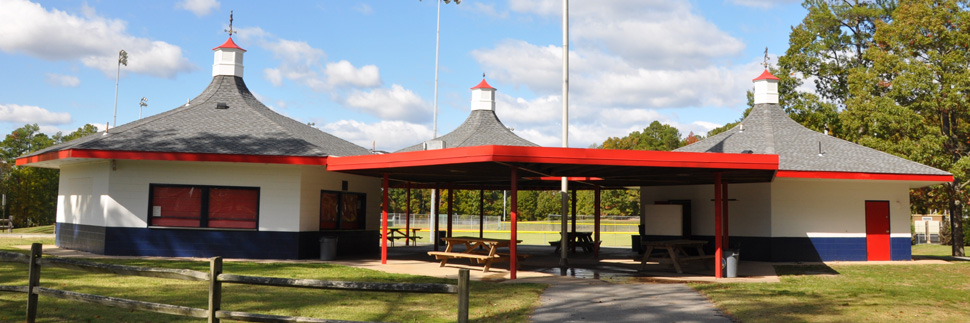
[0,243,470,323]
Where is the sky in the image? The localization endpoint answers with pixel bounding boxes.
[0,0,807,152]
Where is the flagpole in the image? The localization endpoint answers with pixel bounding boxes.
[559,0,570,269]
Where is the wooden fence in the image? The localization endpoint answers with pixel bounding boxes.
[0,216,12,233]
[0,243,470,323]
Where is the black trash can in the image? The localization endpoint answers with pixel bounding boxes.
[320,236,338,261]
[436,231,447,246]
[631,235,643,254]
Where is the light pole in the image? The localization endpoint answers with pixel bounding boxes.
[139,97,148,119]
[112,50,128,130]
[430,0,460,139]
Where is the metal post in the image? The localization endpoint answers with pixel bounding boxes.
[405,183,412,246]
[382,174,390,264]
[559,0,570,270]
[594,186,601,258]
[432,185,440,251]
[510,167,519,279]
[208,257,223,323]
[447,184,454,238]
[479,189,485,238]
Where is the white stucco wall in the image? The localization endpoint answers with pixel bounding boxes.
[57,160,111,226]
[56,159,384,232]
[298,165,382,231]
[770,177,911,238]
[640,183,772,237]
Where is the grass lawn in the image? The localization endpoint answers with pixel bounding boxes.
[0,224,55,234]
[0,238,545,322]
[691,244,970,322]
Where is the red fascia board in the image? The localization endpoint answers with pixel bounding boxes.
[16,149,327,166]
[776,170,953,182]
[327,145,778,171]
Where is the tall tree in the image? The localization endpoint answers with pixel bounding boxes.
[844,0,970,256]
[777,0,896,135]
[601,121,682,151]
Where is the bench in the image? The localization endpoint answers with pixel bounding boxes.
[427,251,503,272]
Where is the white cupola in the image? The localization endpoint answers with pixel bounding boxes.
[470,78,496,111]
[752,69,779,105]
[212,37,246,78]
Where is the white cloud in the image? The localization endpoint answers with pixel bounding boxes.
[354,3,372,15]
[44,73,80,87]
[176,0,220,17]
[0,0,195,78]
[729,0,800,9]
[342,85,430,122]
[321,120,432,152]
[0,103,72,124]
[325,60,381,88]
[466,3,508,19]
[238,27,382,91]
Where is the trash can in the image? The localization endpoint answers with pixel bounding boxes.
[724,249,740,278]
[631,235,643,254]
[320,236,338,261]
[436,231,447,246]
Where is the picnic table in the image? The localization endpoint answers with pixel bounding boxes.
[427,236,525,272]
[382,228,422,246]
[549,232,596,254]
[638,239,713,273]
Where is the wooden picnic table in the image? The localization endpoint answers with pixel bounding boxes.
[383,228,422,246]
[427,236,524,272]
[550,232,596,254]
[638,239,713,273]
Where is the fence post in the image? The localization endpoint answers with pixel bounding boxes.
[208,257,222,323]
[26,243,42,323]
[458,268,469,323]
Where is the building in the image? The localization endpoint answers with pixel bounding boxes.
[16,36,382,259]
[639,70,952,262]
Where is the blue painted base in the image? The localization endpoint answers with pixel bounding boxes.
[641,234,912,262]
[56,222,380,260]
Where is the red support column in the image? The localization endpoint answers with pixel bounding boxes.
[722,182,729,250]
[510,167,519,279]
[381,174,389,264]
[405,183,411,246]
[594,186,601,258]
[714,173,723,278]
[447,184,454,238]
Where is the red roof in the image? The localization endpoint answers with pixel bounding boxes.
[213,37,246,52]
[470,78,495,90]
[752,69,779,81]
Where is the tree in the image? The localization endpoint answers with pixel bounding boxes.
[844,0,970,256]
[601,121,682,151]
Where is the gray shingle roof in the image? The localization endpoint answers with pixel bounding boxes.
[676,103,950,175]
[26,75,372,158]
[396,109,538,152]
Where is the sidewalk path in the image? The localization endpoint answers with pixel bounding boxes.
[526,278,733,323]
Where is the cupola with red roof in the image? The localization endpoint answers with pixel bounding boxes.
[470,77,496,111]
[752,69,779,105]
[212,37,246,78]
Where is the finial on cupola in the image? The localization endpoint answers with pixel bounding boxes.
[212,10,246,78]
[752,47,779,105]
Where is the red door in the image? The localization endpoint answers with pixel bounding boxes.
[865,201,891,261]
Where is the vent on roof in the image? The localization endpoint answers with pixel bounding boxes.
[741,150,753,154]
[423,140,445,150]
[216,102,229,109]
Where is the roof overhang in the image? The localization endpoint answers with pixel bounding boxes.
[776,170,953,188]
[16,149,328,168]
[327,145,779,190]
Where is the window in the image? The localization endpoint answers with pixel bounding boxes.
[149,184,259,229]
[320,190,365,230]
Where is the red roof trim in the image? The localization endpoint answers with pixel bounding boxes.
[16,149,326,166]
[213,37,246,52]
[752,69,779,81]
[470,79,495,90]
[776,170,952,182]
[327,145,779,171]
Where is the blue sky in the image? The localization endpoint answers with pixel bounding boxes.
[0,0,805,151]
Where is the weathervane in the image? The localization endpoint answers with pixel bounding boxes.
[762,47,770,69]
[224,10,236,37]
[482,73,485,79]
